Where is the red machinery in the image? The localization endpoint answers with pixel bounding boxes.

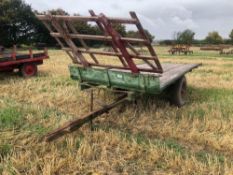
[0,47,49,77]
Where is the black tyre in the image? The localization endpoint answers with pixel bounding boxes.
[169,76,187,107]
[20,63,38,77]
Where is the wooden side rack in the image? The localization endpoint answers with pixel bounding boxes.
[37,10,163,74]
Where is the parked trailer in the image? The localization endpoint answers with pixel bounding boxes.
[220,49,233,55]
[168,45,193,55]
[37,10,201,141]
[0,47,49,77]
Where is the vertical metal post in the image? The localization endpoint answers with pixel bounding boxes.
[90,89,94,130]
[29,48,33,58]
[12,45,16,60]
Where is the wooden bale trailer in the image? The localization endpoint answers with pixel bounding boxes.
[200,45,233,55]
[220,48,233,55]
[0,46,49,77]
[37,10,201,141]
[168,45,193,55]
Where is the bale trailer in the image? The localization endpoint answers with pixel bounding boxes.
[37,10,201,141]
[0,46,49,77]
[168,45,193,55]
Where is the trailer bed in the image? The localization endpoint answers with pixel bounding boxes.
[0,53,47,63]
[0,49,49,77]
[69,63,200,94]
[37,10,202,141]
[139,63,200,89]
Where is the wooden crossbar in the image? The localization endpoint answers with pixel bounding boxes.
[37,10,163,74]
[37,15,138,24]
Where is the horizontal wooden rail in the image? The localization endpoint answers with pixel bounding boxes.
[37,15,137,24]
[89,63,162,73]
[36,10,164,74]
[50,32,148,43]
[62,47,157,60]
[62,47,121,56]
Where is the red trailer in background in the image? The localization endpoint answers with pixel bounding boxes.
[0,46,49,77]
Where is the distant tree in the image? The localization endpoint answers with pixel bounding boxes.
[48,8,69,15]
[0,0,33,46]
[175,29,195,45]
[159,40,174,45]
[229,29,233,43]
[0,0,56,47]
[205,31,223,44]
[112,24,127,37]
[127,30,139,38]
[71,13,103,47]
[126,30,155,42]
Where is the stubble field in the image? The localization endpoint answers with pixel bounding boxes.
[0,46,233,175]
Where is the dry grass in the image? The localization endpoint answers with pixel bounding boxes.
[0,46,233,175]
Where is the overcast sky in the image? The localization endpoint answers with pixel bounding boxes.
[25,0,233,40]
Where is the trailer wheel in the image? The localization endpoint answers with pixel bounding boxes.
[20,63,37,77]
[169,76,187,107]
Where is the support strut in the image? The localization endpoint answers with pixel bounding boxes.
[45,94,129,142]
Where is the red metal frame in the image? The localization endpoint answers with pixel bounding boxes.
[37,10,163,74]
[0,49,49,71]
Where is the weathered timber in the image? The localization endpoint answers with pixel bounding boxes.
[37,10,163,74]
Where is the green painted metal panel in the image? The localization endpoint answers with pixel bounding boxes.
[69,65,110,85]
[69,65,161,94]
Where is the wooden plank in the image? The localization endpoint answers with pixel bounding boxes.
[50,32,147,43]
[99,14,139,73]
[65,21,99,64]
[130,12,163,72]
[88,62,162,73]
[37,15,137,24]
[110,63,200,77]
[126,43,157,70]
[62,47,121,56]
[159,63,201,89]
[50,16,89,66]
[37,11,165,74]
[41,21,78,63]
[138,63,180,72]
[89,10,128,67]
[62,47,157,60]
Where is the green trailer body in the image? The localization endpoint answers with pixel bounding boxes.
[69,63,200,95]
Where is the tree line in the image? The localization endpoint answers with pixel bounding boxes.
[0,0,233,47]
[0,0,154,48]
[161,29,233,45]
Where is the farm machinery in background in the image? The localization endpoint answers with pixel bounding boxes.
[0,45,49,77]
[168,45,193,55]
[37,10,201,142]
[220,48,233,55]
[220,49,233,55]
[200,45,233,55]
